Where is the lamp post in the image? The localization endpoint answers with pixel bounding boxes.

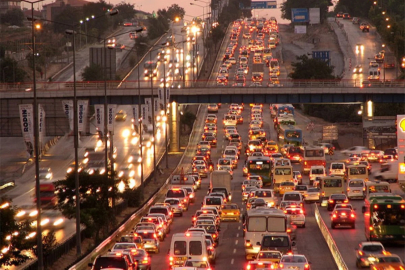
[137,55,144,193]
[79,15,95,46]
[162,57,169,169]
[148,51,157,182]
[21,0,45,268]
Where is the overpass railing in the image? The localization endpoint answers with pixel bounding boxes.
[1,79,404,91]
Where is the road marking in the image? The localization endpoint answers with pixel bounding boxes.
[238,226,240,230]
[233,249,236,253]
[235,240,238,245]
[231,259,234,264]
[237,233,239,237]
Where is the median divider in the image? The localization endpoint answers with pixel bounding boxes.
[68,105,203,270]
[314,204,348,270]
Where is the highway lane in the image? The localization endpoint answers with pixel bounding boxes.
[149,103,337,270]
[337,17,397,81]
[5,104,167,244]
[124,20,204,89]
[53,25,143,83]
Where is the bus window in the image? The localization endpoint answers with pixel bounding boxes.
[368,185,390,194]
[350,167,366,175]
[274,168,291,175]
[247,217,267,232]
[323,178,342,188]
[348,180,364,187]
[371,205,405,226]
[305,150,324,157]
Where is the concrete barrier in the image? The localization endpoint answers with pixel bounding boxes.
[314,204,348,270]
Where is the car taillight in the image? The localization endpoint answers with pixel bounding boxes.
[184,199,187,202]
[344,200,348,203]
[332,214,337,219]
[287,250,293,255]
[329,200,334,203]
[304,264,310,269]
[350,213,355,218]
[213,234,217,238]
[279,263,284,269]
[142,257,149,263]
[358,251,364,256]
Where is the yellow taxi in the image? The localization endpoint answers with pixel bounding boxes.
[279,181,295,195]
[256,250,282,266]
[220,203,240,222]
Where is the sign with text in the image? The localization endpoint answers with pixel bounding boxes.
[239,1,276,9]
[292,8,309,23]
[309,8,320,24]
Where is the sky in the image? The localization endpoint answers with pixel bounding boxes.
[23,0,289,24]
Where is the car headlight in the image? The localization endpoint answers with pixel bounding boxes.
[41,218,50,226]
[100,169,106,174]
[137,157,142,163]
[53,218,64,226]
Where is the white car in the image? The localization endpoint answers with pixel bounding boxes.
[279,254,310,270]
[341,146,369,156]
[39,167,53,180]
[284,206,305,227]
[304,187,320,203]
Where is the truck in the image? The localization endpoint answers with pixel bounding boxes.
[209,170,232,201]
[374,160,398,183]
[252,63,264,82]
[171,174,197,191]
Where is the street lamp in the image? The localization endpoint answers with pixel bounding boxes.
[21,0,45,268]
[80,15,95,46]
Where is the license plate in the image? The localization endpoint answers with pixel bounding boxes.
[340,219,346,222]
[353,190,360,193]
[292,215,297,218]
[227,213,234,215]
[336,200,343,203]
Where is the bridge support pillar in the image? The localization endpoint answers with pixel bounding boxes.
[169,101,180,152]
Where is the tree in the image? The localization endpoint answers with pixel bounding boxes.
[54,171,119,243]
[82,1,114,36]
[280,0,332,23]
[52,6,82,34]
[0,199,37,266]
[211,26,224,52]
[81,63,104,81]
[166,4,185,21]
[0,57,26,83]
[113,2,136,27]
[180,111,196,133]
[0,9,25,26]
[147,9,169,40]
[334,0,372,17]
[135,35,149,56]
[289,54,336,80]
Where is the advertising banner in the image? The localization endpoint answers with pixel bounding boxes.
[38,104,45,148]
[107,104,117,132]
[154,98,159,114]
[131,105,139,121]
[397,115,405,182]
[62,100,74,132]
[94,104,104,131]
[145,98,152,122]
[19,104,34,157]
[141,104,147,122]
[166,88,170,104]
[77,100,89,132]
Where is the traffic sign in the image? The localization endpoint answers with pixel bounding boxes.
[291,8,309,22]
[240,1,277,9]
[322,125,338,141]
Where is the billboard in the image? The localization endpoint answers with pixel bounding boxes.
[309,8,320,24]
[294,25,307,34]
[19,104,34,157]
[291,8,309,23]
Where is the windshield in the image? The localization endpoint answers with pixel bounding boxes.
[283,194,301,201]
[205,197,221,205]
[323,178,342,188]
[349,180,364,187]
[262,236,289,247]
[285,131,301,139]
[247,216,266,232]
[149,208,168,215]
[94,257,126,269]
[256,190,272,197]
[281,256,307,263]
[305,149,324,157]
[368,184,390,194]
[332,164,344,169]
[274,168,292,175]
[167,190,185,198]
[258,252,281,259]
[371,205,405,226]
[349,167,367,175]
[165,199,179,205]
[362,245,383,252]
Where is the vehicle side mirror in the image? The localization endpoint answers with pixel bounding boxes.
[362,206,366,213]
[108,249,111,252]
[292,241,296,246]
[88,263,93,267]
[256,242,261,246]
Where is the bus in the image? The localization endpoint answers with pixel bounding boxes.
[274,115,295,131]
[362,194,405,244]
[318,176,344,203]
[144,61,158,77]
[278,125,302,146]
[276,104,294,117]
[243,208,287,260]
[246,156,272,186]
[365,181,391,200]
[301,146,326,174]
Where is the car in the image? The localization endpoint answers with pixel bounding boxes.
[336,12,344,18]
[355,242,386,268]
[341,146,369,156]
[128,248,151,270]
[115,110,127,121]
[367,150,384,162]
[331,208,356,229]
[293,171,303,185]
[333,203,354,211]
[278,254,311,270]
[279,181,295,195]
[304,188,320,203]
[207,104,219,113]
[284,206,305,227]
[368,254,404,269]
[117,164,135,179]
[294,185,308,196]
[220,203,240,221]
[128,151,142,164]
[256,250,282,264]
[342,13,351,19]
[245,260,275,269]
[164,198,184,216]
[183,259,212,270]
[327,194,348,211]
[88,253,136,270]
[352,17,360,24]
[353,64,363,74]
[39,167,53,180]
[193,164,209,178]
[360,23,370,32]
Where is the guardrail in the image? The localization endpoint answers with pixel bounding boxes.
[66,105,203,270]
[314,204,348,270]
[2,79,404,91]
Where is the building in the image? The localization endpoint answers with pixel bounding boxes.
[42,0,89,21]
[0,0,21,14]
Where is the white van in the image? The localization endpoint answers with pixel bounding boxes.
[374,160,398,183]
[203,196,224,209]
[169,232,208,268]
[309,166,326,186]
[329,162,346,176]
[347,179,366,199]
